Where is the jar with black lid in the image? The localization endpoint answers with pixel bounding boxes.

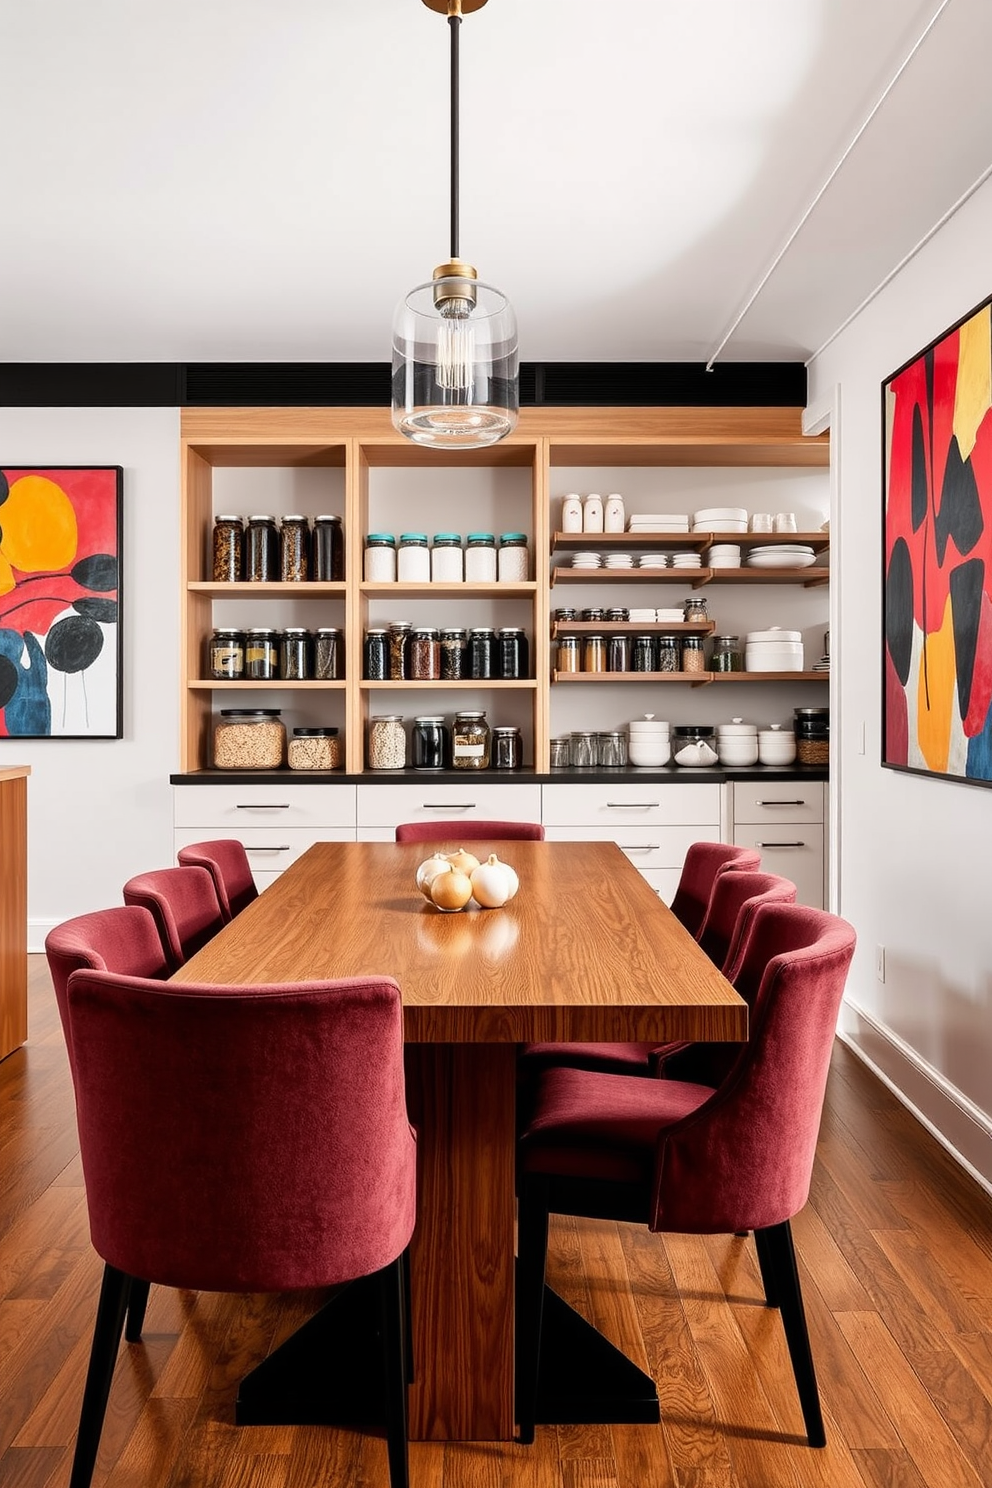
[632,634,656,672]
[468,627,495,679]
[794,707,829,765]
[209,628,244,680]
[711,634,742,672]
[452,710,490,770]
[412,715,448,771]
[288,727,342,771]
[312,515,343,581]
[314,627,343,680]
[246,516,279,582]
[280,515,309,581]
[213,709,286,770]
[497,627,528,679]
[607,633,630,673]
[363,628,389,681]
[409,627,441,681]
[556,635,580,672]
[280,627,311,680]
[440,628,465,680]
[657,635,681,673]
[681,634,706,673]
[212,516,243,582]
[245,627,279,679]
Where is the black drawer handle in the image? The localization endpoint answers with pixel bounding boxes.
[236,803,290,810]
[244,845,292,853]
[605,801,660,809]
[757,841,806,849]
[756,799,808,807]
[422,803,476,810]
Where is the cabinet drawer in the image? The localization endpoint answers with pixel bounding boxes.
[733,781,823,824]
[357,782,542,829]
[542,824,719,869]
[733,823,824,908]
[174,826,356,880]
[541,782,721,827]
[174,783,357,830]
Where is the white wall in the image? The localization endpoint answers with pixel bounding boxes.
[0,408,180,946]
[808,180,992,1194]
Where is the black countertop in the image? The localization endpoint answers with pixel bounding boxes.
[171,765,828,786]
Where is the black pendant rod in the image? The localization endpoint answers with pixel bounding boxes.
[449,11,461,261]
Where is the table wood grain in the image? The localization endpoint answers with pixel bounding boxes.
[173,840,746,1440]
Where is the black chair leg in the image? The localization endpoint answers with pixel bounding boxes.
[752,1227,779,1308]
[378,1256,410,1488]
[758,1222,826,1447]
[124,1278,151,1342]
[70,1263,130,1488]
[400,1245,414,1383]
[515,1177,550,1445]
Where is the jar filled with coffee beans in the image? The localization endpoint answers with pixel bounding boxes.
[246,516,279,582]
[280,515,310,581]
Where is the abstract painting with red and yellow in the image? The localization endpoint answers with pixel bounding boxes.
[884,297,992,784]
[0,467,122,738]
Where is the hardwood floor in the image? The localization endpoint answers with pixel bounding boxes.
[2,955,991,1488]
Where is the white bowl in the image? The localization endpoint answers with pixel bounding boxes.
[717,739,760,767]
[628,740,671,767]
[746,628,802,643]
[757,731,797,765]
[716,718,757,737]
[693,507,748,522]
[746,652,805,673]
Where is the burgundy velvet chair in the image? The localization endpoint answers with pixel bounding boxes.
[395,819,545,843]
[64,968,417,1488]
[669,840,761,939]
[518,869,796,1082]
[122,865,225,972]
[516,902,856,1448]
[177,838,258,922]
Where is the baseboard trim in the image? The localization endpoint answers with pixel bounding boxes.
[838,998,992,1198]
[29,919,59,954]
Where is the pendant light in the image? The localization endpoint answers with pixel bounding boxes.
[391,0,518,448]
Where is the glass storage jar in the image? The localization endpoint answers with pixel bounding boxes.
[440,628,466,680]
[656,635,681,673]
[569,731,598,768]
[245,627,279,679]
[607,633,630,672]
[497,533,529,581]
[280,627,311,680]
[711,634,743,672]
[311,515,343,581]
[492,726,522,770]
[212,515,243,582]
[549,737,571,768]
[364,533,397,582]
[246,515,279,582]
[497,627,528,679]
[468,627,495,679]
[582,634,606,672]
[794,707,829,765]
[397,533,431,583]
[368,715,406,770]
[213,709,286,770]
[452,710,491,770]
[288,727,342,770]
[464,533,497,582]
[598,731,628,767]
[412,715,448,771]
[682,596,709,624]
[280,514,309,581]
[681,634,706,673]
[389,621,411,680]
[314,626,343,680]
[556,635,580,672]
[431,533,464,582]
[209,628,244,681]
[632,634,657,672]
[363,628,389,681]
[409,627,441,680]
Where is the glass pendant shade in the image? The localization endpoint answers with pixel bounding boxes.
[392,272,519,448]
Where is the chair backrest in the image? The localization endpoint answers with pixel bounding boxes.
[395,819,545,843]
[122,866,225,972]
[44,905,170,1064]
[650,902,856,1236]
[696,870,797,973]
[177,839,258,921]
[65,969,417,1293]
[669,842,762,939]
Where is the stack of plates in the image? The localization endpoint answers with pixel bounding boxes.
[747,544,816,569]
[708,543,742,569]
[693,506,748,533]
[571,552,602,570]
[628,608,658,622]
[638,553,670,569]
[604,553,634,570]
[671,551,702,569]
[656,607,686,622]
[628,513,689,532]
[812,653,830,673]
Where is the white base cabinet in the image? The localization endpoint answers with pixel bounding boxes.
[357,782,543,842]
[731,780,824,908]
[174,783,357,891]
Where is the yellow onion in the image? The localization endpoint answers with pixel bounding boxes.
[416,854,453,899]
[430,869,474,912]
[446,847,481,876]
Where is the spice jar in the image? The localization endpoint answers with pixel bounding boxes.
[213,709,286,770]
[368,715,406,770]
[412,715,448,771]
[560,494,583,532]
[468,627,495,679]
[631,634,655,672]
[431,534,464,583]
[245,627,279,679]
[212,515,243,582]
[656,635,681,673]
[497,627,528,679]
[492,726,522,770]
[583,634,606,672]
[497,533,529,582]
[280,515,309,581]
[364,533,397,582]
[409,626,441,681]
[440,628,465,680]
[209,628,244,681]
[452,710,491,770]
[314,627,343,680]
[311,515,343,581]
[363,628,389,681]
[681,635,706,673]
[397,533,431,583]
[556,635,580,673]
[711,634,743,672]
[246,515,279,582]
[388,621,411,680]
[683,596,709,624]
[549,737,571,768]
[280,627,311,680]
[288,727,342,770]
[464,533,497,583]
[569,731,598,767]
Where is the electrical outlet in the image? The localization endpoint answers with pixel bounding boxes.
[875,944,886,982]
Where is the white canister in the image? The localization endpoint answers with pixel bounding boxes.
[561,494,583,532]
[604,493,626,532]
[715,718,759,767]
[757,725,797,765]
[583,493,604,532]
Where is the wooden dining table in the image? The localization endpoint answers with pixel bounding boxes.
[172,838,747,1442]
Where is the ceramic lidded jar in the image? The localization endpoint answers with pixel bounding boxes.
[715,717,758,767]
[627,713,671,767]
[757,724,797,765]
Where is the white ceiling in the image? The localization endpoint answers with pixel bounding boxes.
[2,0,991,368]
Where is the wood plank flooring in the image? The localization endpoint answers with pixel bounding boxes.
[2,956,991,1488]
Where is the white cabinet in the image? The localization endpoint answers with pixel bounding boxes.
[357,782,542,841]
[731,780,824,907]
[542,782,722,901]
[173,783,357,890]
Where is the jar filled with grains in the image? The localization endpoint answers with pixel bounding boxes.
[280,515,310,581]
[368,715,407,770]
[363,628,389,681]
[656,635,682,673]
[213,709,286,769]
[607,633,630,673]
[497,627,528,679]
[632,634,657,672]
[452,710,491,770]
[313,627,343,680]
[468,627,495,679]
[280,627,311,680]
[711,634,743,672]
[440,628,466,680]
[497,533,529,581]
[212,516,243,582]
[245,627,279,680]
[409,627,441,681]
[681,634,706,673]
[388,621,412,680]
[209,628,245,681]
[288,728,342,771]
[582,634,606,672]
[682,596,709,624]
[246,516,279,582]
[556,635,580,672]
[364,534,397,582]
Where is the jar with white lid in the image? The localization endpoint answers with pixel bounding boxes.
[604,493,625,532]
[397,533,431,583]
[364,534,397,582]
[464,533,497,583]
[431,533,463,582]
[497,533,529,582]
[582,493,604,532]
[561,494,583,532]
[715,717,759,767]
[757,724,797,765]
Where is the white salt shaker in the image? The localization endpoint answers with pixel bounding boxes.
[583,493,604,532]
[561,493,583,532]
[604,493,625,532]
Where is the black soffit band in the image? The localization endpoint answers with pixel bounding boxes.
[0,361,807,409]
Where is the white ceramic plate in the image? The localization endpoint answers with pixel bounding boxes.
[747,552,818,569]
[749,544,814,556]
[692,507,748,521]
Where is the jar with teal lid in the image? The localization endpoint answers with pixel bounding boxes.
[397,532,431,583]
[364,533,396,582]
[465,532,497,583]
[431,533,463,582]
[498,532,529,582]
